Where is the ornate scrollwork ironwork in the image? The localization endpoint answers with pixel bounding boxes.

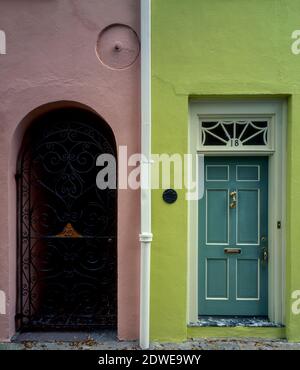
[16,110,117,330]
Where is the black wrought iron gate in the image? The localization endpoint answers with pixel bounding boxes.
[16,109,117,330]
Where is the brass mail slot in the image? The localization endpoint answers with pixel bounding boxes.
[224,248,241,255]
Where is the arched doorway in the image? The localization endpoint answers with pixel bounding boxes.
[16,108,117,330]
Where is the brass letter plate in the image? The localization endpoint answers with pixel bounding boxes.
[224,248,241,255]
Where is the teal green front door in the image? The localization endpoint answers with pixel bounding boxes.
[198,157,268,316]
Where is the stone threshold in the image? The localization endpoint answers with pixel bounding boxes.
[189,316,284,328]
[12,330,119,343]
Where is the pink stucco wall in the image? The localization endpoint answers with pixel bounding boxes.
[0,0,140,341]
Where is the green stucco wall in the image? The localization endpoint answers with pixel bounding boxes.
[151,0,300,342]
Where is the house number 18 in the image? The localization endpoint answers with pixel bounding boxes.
[228,139,241,147]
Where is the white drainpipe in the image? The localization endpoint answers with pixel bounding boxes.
[139,0,153,350]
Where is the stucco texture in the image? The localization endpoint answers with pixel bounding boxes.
[0,0,140,341]
[151,0,300,342]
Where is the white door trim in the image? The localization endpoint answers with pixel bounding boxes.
[188,99,287,324]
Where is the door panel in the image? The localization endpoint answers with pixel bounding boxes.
[207,165,229,181]
[236,166,259,181]
[206,258,228,299]
[199,157,268,316]
[236,259,259,299]
[237,189,259,245]
[206,190,229,244]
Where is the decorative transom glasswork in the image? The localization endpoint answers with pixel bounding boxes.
[199,119,270,149]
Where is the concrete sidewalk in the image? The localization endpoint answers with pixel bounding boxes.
[1,334,300,350]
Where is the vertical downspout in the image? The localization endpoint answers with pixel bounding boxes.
[140,0,153,350]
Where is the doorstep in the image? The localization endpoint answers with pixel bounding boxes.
[190,316,284,328]
[187,317,285,340]
[12,330,118,343]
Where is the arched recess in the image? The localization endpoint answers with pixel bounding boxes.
[15,106,118,331]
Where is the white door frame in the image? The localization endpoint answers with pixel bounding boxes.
[188,99,287,324]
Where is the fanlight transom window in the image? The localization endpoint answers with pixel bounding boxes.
[199,119,270,149]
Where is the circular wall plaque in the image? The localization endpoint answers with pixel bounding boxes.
[96,24,140,70]
[163,189,178,204]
